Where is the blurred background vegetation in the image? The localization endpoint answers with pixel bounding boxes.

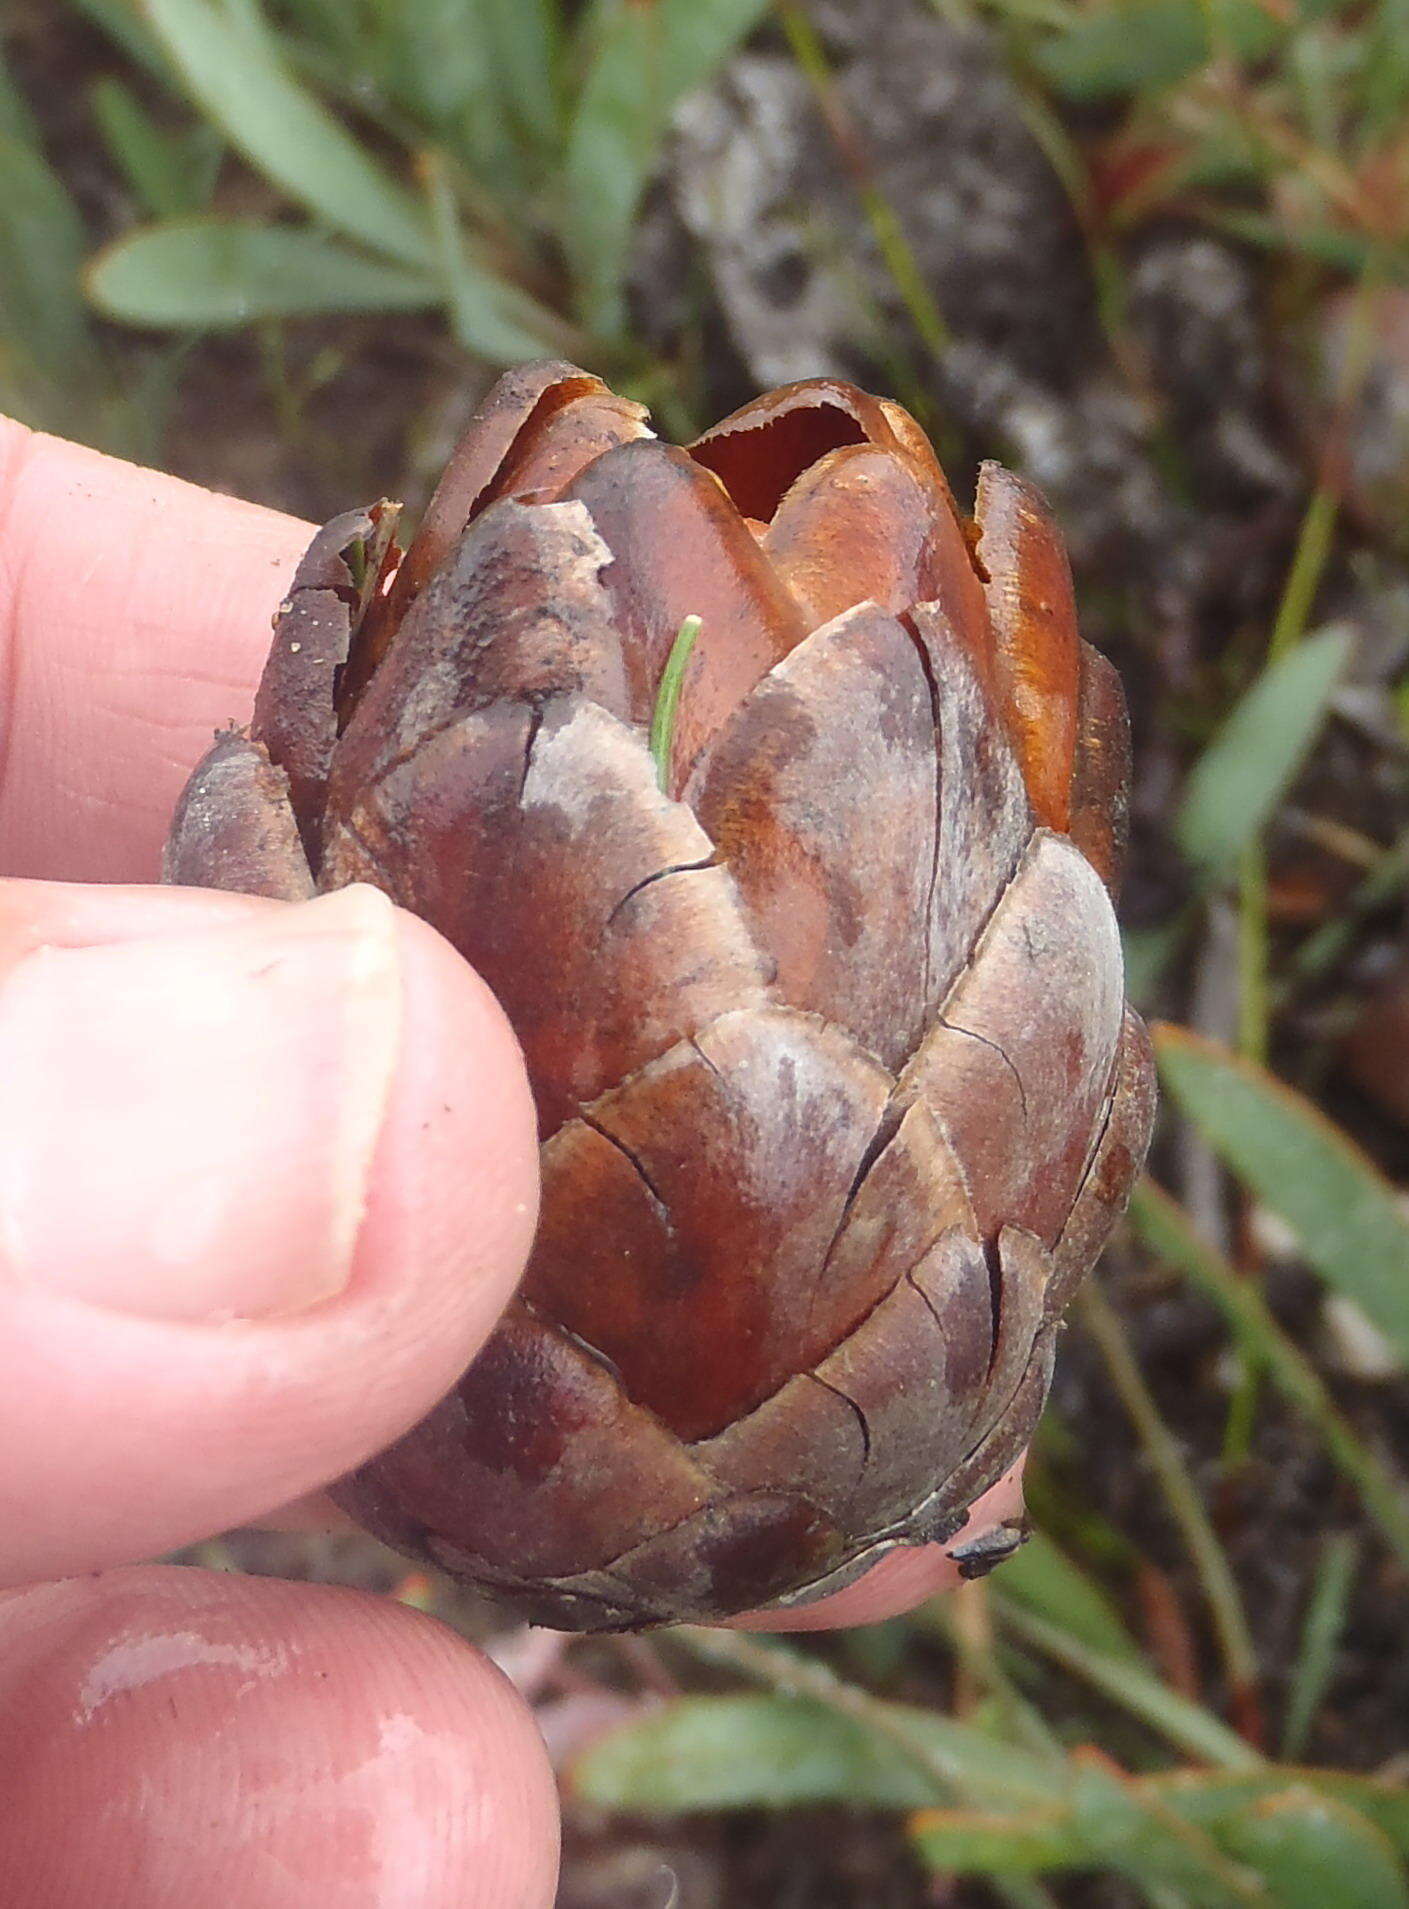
[5,0,1409,1903]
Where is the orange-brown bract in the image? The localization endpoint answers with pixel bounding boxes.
[166,364,1156,1630]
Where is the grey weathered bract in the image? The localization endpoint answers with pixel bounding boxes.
[166,362,1156,1629]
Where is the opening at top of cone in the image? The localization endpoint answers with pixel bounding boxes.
[688,383,880,520]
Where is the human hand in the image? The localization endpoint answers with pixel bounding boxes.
[0,418,1023,1905]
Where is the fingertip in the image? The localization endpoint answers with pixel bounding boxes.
[0,1568,560,1909]
[0,880,539,1581]
[0,419,311,880]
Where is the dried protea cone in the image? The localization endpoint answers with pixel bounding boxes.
[166,363,1155,1630]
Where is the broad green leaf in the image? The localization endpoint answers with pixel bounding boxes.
[1175,626,1352,880]
[565,0,771,339]
[142,0,433,266]
[1219,1791,1409,1909]
[1155,1026,1409,1360]
[90,77,220,217]
[990,1530,1141,1664]
[87,219,440,326]
[568,1694,1064,1815]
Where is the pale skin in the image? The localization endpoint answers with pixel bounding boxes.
[0,416,1024,1908]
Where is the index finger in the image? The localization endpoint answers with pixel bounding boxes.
[0,416,311,882]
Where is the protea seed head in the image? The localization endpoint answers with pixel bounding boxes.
[166,363,1155,1630]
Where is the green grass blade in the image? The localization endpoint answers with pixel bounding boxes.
[1280,1533,1358,1762]
[996,1602,1265,1771]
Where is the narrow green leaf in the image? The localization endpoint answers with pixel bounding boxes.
[272,0,366,62]
[0,76,99,395]
[1129,1179,1409,1572]
[484,0,562,150]
[649,614,701,790]
[418,150,563,362]
[990,1530,1141,1665]
[0,44,41,144]
[1201,210,1402,280]
[568,1692,1065,1815]
[1281,1535,1358,1762]
[71,0,178,83]
[90,77,215,218]
[142,0,433,266]
[912,1770,1409,1892]
[383,0,503,136]
[1154,1025,1409,1359]
[1175,626,1352,880]
[571,1695,938,1813]
[565,0,771,339]
[997,1602,1264,1772]
[1362,0,1409,150]
[1078,1280,1260,1701]
[87,219,440,326]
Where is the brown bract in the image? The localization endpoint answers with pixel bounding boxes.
[165,364,1156,1630]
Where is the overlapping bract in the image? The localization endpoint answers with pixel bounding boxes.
[166,363,1155,1629]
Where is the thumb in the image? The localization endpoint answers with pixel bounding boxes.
[0,878,538,1585]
